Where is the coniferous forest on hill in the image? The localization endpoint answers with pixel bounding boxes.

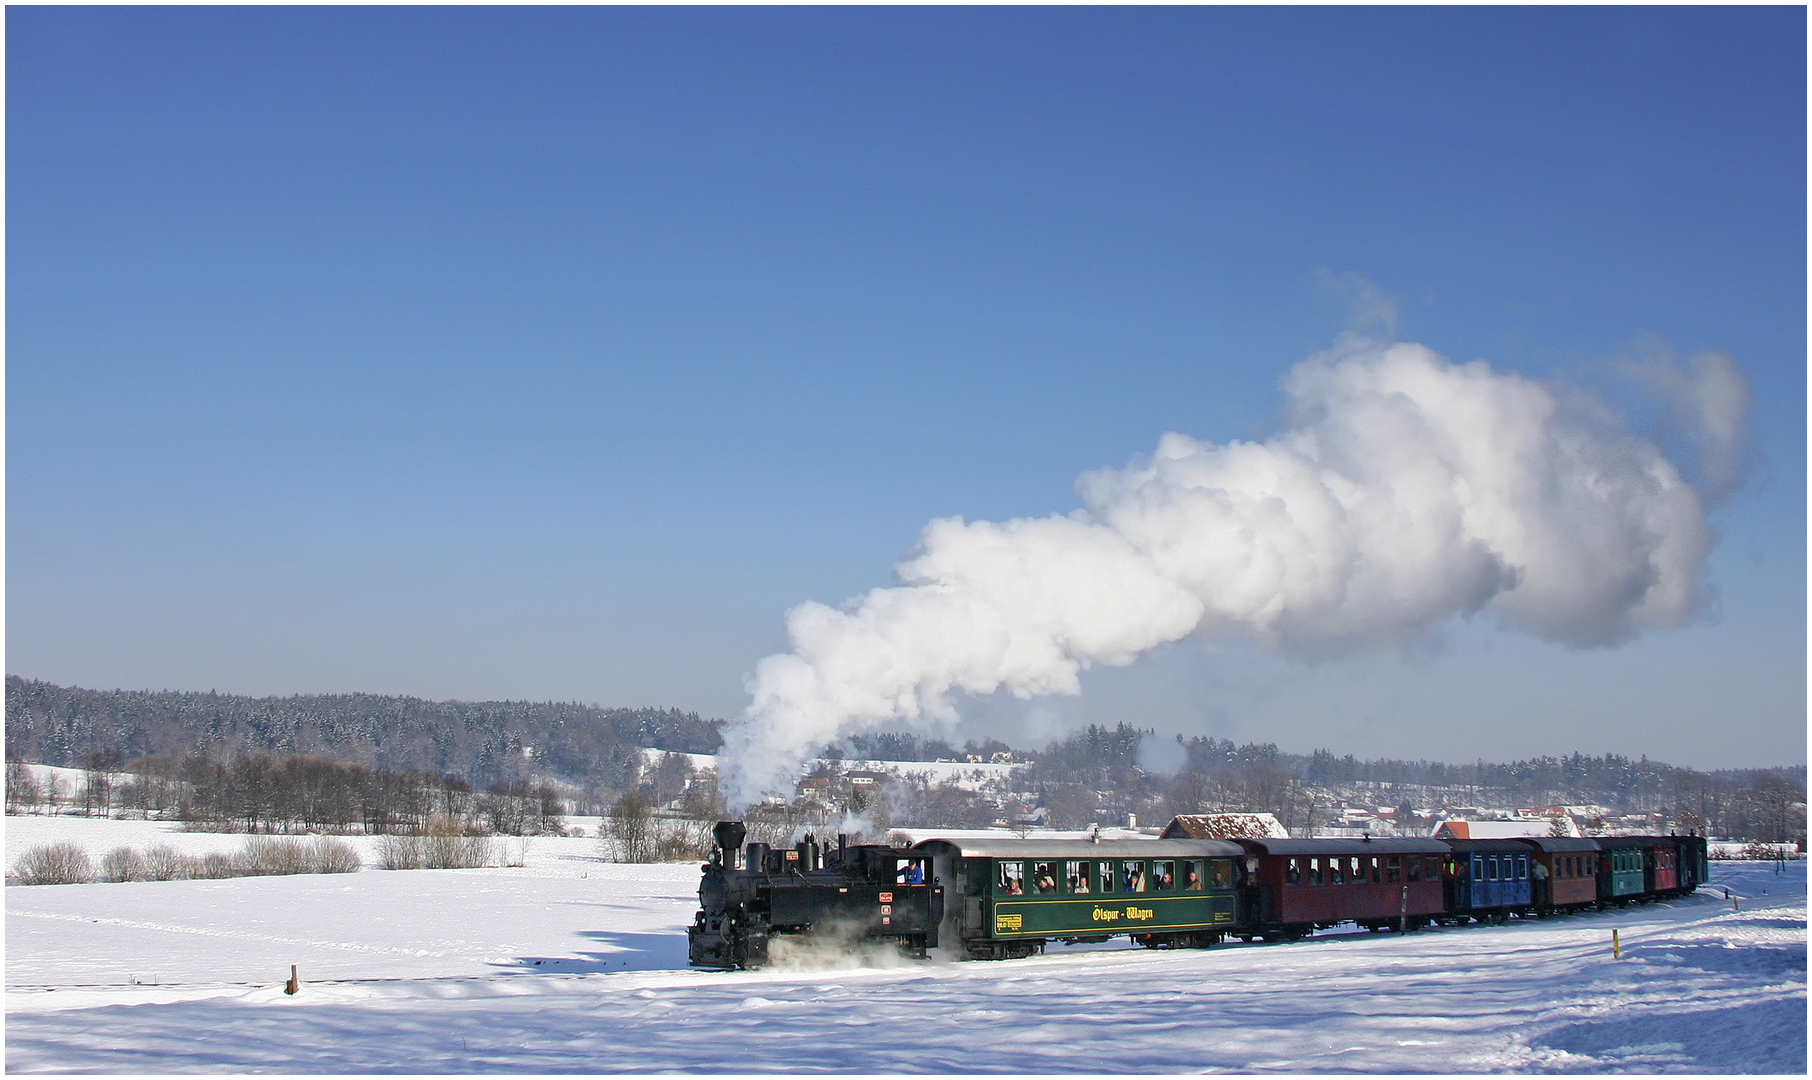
[4,677,719,790]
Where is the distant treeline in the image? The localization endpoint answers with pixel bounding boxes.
[1290,745,1807,798]
[6,751,569,837]
[828,732,1015,763]
[5,677,722,790]
[889,723,1804,842]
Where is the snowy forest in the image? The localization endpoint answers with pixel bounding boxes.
[5,678,1804,844]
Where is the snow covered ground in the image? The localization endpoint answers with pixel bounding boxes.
[6,815,1804,1073]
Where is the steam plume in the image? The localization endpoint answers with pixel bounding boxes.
[720,337,1741,808]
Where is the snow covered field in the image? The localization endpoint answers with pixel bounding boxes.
[6,816,1804,1073]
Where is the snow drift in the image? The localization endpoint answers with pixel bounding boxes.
[721,336,1744,808]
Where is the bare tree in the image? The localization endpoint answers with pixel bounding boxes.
[601,789,657,862]
[6,759,41,815]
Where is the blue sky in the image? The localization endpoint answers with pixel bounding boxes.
[7,6,1804,767]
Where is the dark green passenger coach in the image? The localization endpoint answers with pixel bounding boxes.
[914,837,1247,959]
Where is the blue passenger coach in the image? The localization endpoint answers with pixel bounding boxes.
[1441,839,1532,922]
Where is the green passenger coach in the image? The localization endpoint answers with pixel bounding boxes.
[1596,841,1648,901]
[914,837,1247,960]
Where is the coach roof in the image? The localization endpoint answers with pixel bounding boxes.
[1518,837,1602,853]
[912,837,1246,859]
[1234,837,1450,856]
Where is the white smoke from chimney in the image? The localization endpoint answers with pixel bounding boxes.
[719,336,1738,809]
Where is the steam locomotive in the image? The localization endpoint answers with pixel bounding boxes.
[687,820,942,968]
[688,820,1708,970]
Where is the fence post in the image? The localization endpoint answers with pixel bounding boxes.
[1612,929,1620,959]
[285,964,299,995]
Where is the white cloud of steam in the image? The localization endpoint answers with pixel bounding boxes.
[719,336,1734,809]
[1615,338,1753,504]
[1318,270,1400,340]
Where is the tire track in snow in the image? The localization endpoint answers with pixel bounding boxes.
[8,910,451,960]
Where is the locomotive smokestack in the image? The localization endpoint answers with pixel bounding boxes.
[714,820,746,866]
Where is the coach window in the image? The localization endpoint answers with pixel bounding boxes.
[1425,857,1441,880]
[1123,860,1148,893]
[1386,856,1402,883]
[1286,857,1302,885]
[1209,859,1232,889]
[1518,855,1529,880]
[1154,860,1176,891]
[998,861,1024,896]
[1308,858,1323,886]
[1352,857,1365,884]
[1098,861,1115,893]
[1067,860,1092,894]
[1405,855,1420,883]
[1033,861,1059,894]
[1329,857,1344,885]
[1370,857,1382,883]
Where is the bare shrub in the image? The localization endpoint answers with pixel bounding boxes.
[503,836,528,867]
[101,846,149,882]
[310,836,361,874]
[198,852,238,879]
[143,844,198,881]
[237,835,314,876]
[12,841,95,885]
[655,817,714,862]
[423,831,493,869]
[378,824,490,870]
[378,833,426,870]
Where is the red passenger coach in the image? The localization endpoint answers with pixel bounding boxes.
[1520,837,1600,911]
[1621,836,1682,894]
[1234,838,1449,937]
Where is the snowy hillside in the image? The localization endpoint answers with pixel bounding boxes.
[4,815,1804,1073]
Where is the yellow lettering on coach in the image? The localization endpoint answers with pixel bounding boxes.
[1126,906,1154,921]
[1092,906,1122,922]
[995,912,1023,932]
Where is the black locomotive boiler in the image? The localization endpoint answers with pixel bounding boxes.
[687,820,943,969]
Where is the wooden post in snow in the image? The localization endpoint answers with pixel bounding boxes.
[285,965,299,995]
